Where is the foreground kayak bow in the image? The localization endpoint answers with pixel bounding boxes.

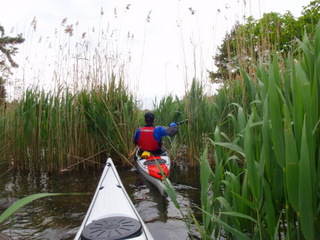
[74,158,154,240]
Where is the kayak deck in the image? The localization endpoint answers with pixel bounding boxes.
[74,158,154,240]
[143,156,169,180]
[135,150,171,196]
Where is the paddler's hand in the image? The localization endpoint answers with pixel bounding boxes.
[169,122,177,127]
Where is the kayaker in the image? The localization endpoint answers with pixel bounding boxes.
[134,111,178,155]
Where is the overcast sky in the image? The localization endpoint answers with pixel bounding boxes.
[0,0,312,108]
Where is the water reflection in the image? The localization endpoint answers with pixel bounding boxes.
[0,163,200,240]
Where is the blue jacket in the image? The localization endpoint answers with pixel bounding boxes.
[134,125,168,150]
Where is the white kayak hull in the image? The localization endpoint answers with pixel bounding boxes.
[135,150,171,196]
[74,158,154,240]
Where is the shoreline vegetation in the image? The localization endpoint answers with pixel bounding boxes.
[1,1,320,239]
[0,2,318,171]
[164,23,320,239]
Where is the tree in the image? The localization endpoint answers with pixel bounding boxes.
[0,25,25,105]
[210,22,240,83]
[210,12,297,82]
[298,0,320,36]
[209,1,320,83]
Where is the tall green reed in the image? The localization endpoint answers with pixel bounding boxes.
[200,24,320,239]
[0,13,140,170]
[151,82,220,166]
[152,95,185,159]
[153,94,184,125]
[0,77,138,171]
[77,75,139,165]
[1,88,96,171]
[150,78,246,166]
[183,79,216,166]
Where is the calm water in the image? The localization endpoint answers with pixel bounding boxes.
[0,161,201,240]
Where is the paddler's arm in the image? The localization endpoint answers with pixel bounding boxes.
[133,129,140,144]
[164,122,179,136]
[153,124,178,142]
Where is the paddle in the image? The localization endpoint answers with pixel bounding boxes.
[171,119,188,126]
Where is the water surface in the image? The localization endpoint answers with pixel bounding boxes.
[0,162,201,239]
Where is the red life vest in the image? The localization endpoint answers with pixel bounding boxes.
[137,127,160,151]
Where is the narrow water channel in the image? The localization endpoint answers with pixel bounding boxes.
[0,162,201,239]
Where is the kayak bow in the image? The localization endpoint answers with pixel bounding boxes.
[74,158,154,240]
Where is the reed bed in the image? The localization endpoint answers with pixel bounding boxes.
[195,25,320,239]
[183,79,216,166]
[152,80,233,166]
[0,13,141,170]
[0,68,254,170]
[1,3,319,239]
[0,4,253,169]
[77,76,139,165]
[0,78,138,171]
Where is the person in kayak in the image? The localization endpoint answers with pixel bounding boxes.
[134,111,178,155]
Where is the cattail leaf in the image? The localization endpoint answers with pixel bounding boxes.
[228,113,238,134]
[162,178,180,210]
[297,36,314,75]
[299,116,314,240]
[240,170,250,215]
[220,211,258,225]
[263,179,276,239]
[243,115,260,201]
[241,70,256,104]
[213,126,224,162]
[199,147,217,235]
[237,105,247,134]
[0,193,88,224]
[272,54,281,87]
[211,140,245,158]
[283,103,300,212]
[228,189,255,211]
[291,62,304,149]
[261,95,274,182]
[315,22,320,54]
[224,172,243,219]
[200,209,251,240]
[200,147,212,212]
[268,70,285,168]
[155,161,181,210]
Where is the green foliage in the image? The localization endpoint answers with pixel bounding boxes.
[78,76,139,163]
[0,25,25,69]
[0,25,25,106]
[211,23,240,82]
[153,94,184,126]
[201,24,320,239]
[299,0,320,35]
[183,79,216,165]
[210,1,320,82]
[0,76,139,171]
[152,95,185,158]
